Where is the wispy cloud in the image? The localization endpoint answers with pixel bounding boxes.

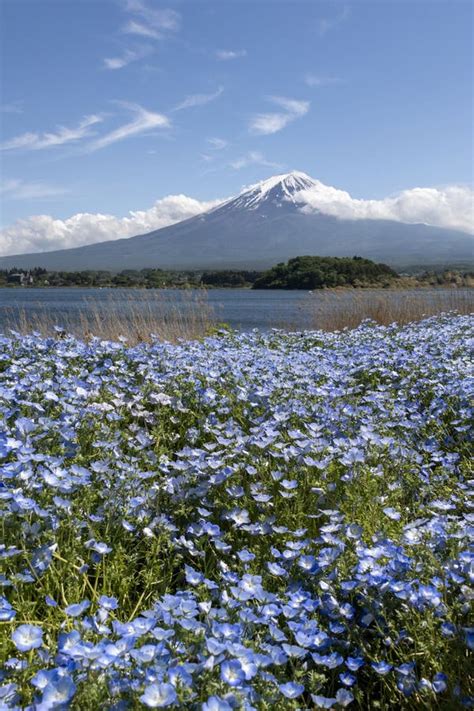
[249,96,310,135]
[1,178,69,200]
[0,101,23,114]
[207,137,228,150]
[305,74,342,87]
[123,20,161,40]
[103,47,151,70]
[318,5,350,36]
[216,49,247,61]
[86,103,169,152]
[103,2,180,71]
[0,115,103,151]
[229,151,282,170]
[173,87,224,112]
[268,96,309,116]
[123,1,180,39]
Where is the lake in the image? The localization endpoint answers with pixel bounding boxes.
[0,287,471,333]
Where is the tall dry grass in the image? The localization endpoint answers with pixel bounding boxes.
[4,290,216,344]
[307,288,474,331]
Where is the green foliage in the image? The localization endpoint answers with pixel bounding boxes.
[253,256,399,290]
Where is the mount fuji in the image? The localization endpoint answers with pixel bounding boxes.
[1,171,472,271]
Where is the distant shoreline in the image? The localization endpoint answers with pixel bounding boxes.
[1,282,472,291]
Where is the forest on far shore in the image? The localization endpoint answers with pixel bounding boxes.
[1,259,473,289]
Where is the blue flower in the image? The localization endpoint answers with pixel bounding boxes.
[40,674,76,707]
[336,688,354,706]
[279,682,304,698]
[339,672,356,687]
[267,562,287,577]
[98,595,118,610]
[371,661,393,675]
[202,696,233,711]
[0,597,16,622]
[11,624,43,652]
[432,672,448,694]
[64,600,90,617]
[220,659,245,687]
[383,507,401,521]
[311,694,337,708]
[140,683,177,708]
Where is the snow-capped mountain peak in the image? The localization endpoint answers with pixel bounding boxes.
[228,170,318,210]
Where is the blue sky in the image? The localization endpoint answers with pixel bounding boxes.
[0,0,472,252]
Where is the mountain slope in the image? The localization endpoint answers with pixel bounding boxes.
[1,171,472,271]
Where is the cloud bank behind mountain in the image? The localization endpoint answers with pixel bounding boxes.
[0,177,472,256]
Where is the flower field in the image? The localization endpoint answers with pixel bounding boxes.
[0,315,472,709]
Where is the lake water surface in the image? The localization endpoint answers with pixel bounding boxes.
[0,287,471,332]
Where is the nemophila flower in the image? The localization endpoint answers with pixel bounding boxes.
[220,659,246,687]
[267,562,287,577]
[0,597,16,621]
[237,549,255,563]
[279,682,304,698]
[185,566,204,586]
[336,688,354,706]
[464,628,474,650]
[383,507,401,521]
[312,652,344,669]
[11,624,43,652]
[64,600,90,617]
[371,661,393,675]
[98,595,118,610]
[202,696,233,711]
[140,682,177,708]
[297,555,318,573]
[432,672,448,694]
[39,674,76,707]
[85,540,112,555]
[339,672,356,687]
[311,694,337,708]
[0,683,18,705]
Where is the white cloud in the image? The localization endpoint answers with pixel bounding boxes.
[268,96,309,116]
[296,181,474,234]
[229,151,282,170]
[123,20,161,40]
[207,137,228,150]
[86,103,169,152]
[123,2,180,38]
[103,47,150,70]
[216,49,247,61]
[249,114,291,135]
[0,194,223,256]
[1,179,69,200]
[173,87,224,112]
[0,115,103,151]
[318,5,350,36]
[305,74,342,87]
[249,96,310,135]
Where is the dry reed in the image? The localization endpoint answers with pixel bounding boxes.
[2,287,473,342]
[4,290,216,344]
[306,288,474,331]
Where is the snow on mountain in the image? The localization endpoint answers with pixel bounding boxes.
[228,171,318,210]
